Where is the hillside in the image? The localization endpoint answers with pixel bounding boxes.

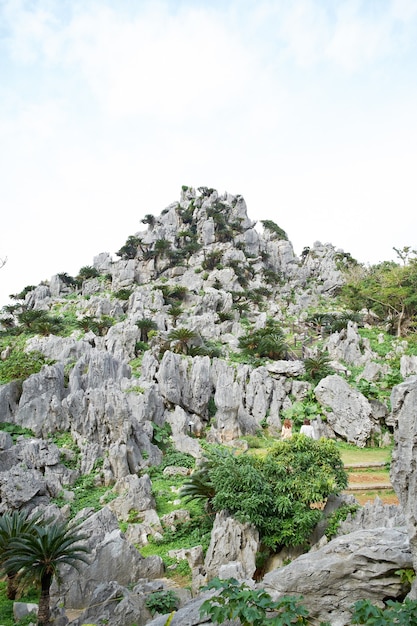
[1,186,417,625]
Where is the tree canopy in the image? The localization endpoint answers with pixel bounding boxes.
[340,252,417,337]
[181,437,347,551]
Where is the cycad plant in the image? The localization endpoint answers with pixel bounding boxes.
[304,351,334,383]
[2,517,89,626]
[0,510,40,599]
[136,318,158,342]
[167,327,198,354]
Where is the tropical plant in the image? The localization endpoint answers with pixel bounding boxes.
[113,288,133,301]
[57,273,77,287]
[141,213,156,227]
[136,318,158,342]
[145,589,180,616]
[199,578,322,626]
[167,304,183,326]
[10,285,36,301]
[183,438,346,552]
[202,250,223,271]
[239,319,288,361]
[304,351,334,383]
[0,511,40,600]
[2,517,89,626]
[76,266,100,281]
[115,235,142,259]
[154,239,172,256]
[167,327,199,354]
[75,316,100,334]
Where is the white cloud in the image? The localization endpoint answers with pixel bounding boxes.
[0,0,417,307]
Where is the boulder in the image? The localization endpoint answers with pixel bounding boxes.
[53,507,164,609]
[314,375,374,446]
[390,376,417,597]
[203,511,260,583]
[262,527,412,626]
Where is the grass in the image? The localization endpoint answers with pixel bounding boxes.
[0,582,38,626]
[336,442,393,466]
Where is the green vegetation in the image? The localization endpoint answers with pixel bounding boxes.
[340,252,417,337]
[145,589,180,616]
[200,578,417,626]
[352,598,417,624]
[0,581,38,626]
[0,422,34,442]
[0,344,54,384]
[260,219,288,240]
[115,234,142,259]
[200,577,326,625]
[238,319,288,362]
[325,503,359,540]
[181,438,347,551]
[0,513,89,626]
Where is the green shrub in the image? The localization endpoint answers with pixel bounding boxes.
[200,578,318,626]
[325,503,359,540]
[351,598,417,624]
[145,589,179,615]
[0,349,54,384]
[0,422,34,442]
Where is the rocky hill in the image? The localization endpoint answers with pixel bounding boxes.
[1,186,417,625]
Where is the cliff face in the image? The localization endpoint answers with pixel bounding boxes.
[1,186,415,625]
[0,187,360,486]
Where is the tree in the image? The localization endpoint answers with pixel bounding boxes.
[154,238,172,257]
[304,351,334,383]
[239,319,288,361]
[141,214,156,228]
[341,259,417,336]
[76,266,100,281]
[167,327,199,354]
[136,317,158,342]
[0,510,40,599]
[184,437,347,552]
[3,517,89,626]
[167,304,183,327]
[115,235,142,260]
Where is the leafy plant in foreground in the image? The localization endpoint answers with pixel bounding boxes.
[199,577,329,625]
[351,598,417,625]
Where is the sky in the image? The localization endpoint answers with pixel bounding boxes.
[1,0,417,307]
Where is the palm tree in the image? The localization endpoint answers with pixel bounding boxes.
[136,318,158,342]
[0,510,40,600]
[167,304,183,327]
[167,327,198,354]
[304,351,334,383]
[3,518,89,626]
[154,238,172,257]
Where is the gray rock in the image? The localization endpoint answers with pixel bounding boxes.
[390,376,417,597]
[54,507,164,609]
[400,354,417,378]
[315,374,373,446]
[13,602,38,621]
[262,527,412,626]
[203,511,260,583]
[0,465,47,512]
[0,380,22,422]
[15,363,67,437]
[68,581,152,626]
